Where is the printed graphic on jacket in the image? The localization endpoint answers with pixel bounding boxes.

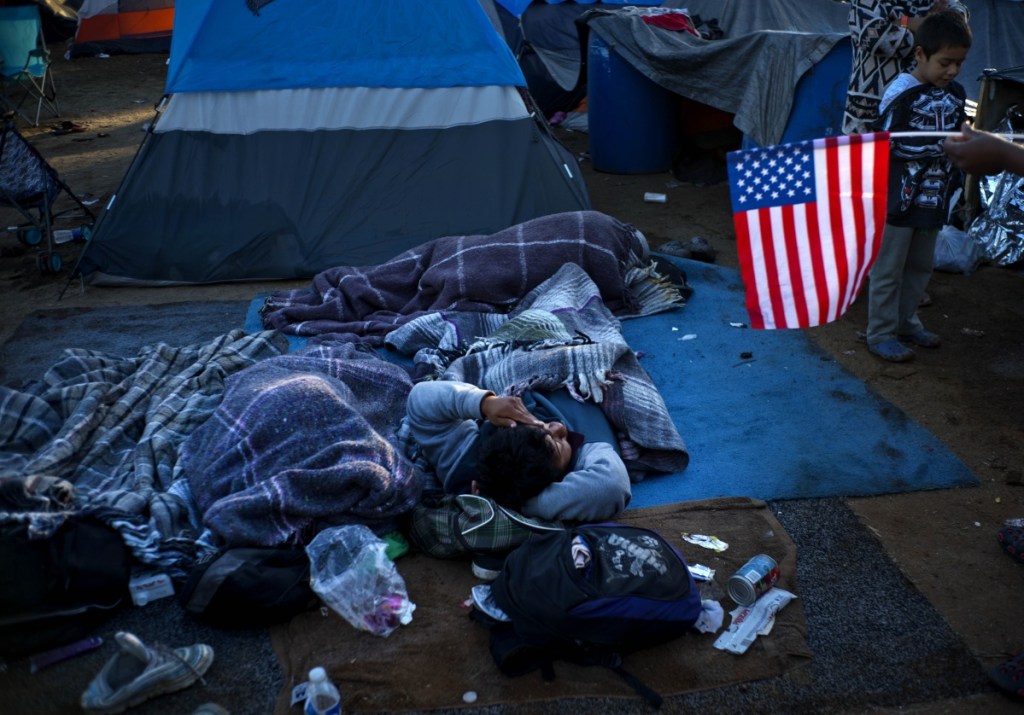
[876,80,967,228]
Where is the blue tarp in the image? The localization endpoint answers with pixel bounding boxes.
[166,0,526,93]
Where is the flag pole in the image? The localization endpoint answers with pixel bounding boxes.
[890,131,1024,139]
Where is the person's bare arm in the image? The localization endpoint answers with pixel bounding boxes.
[943,122,1024,176]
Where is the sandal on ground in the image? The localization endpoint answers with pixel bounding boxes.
[898,330,941,348]
[868,338,914,363]
[997,525,1024,564]
[989,650,1024,699]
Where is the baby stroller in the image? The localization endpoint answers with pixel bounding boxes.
[0,111,94,274]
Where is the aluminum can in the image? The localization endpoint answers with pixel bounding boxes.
[727,554,779,607]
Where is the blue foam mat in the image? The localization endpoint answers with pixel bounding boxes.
[246,256,976,506]
[624,256,975,506]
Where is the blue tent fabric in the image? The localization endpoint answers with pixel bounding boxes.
[78,0,590,286]
[167,0,526,93]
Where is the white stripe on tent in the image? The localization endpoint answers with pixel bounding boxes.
[157,86,531,134]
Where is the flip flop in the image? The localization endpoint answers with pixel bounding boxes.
[989,650,1024,699]
[997,525,1024,564]
[52,121,86,136]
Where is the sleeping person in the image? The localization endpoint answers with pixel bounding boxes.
[404,380,630,523]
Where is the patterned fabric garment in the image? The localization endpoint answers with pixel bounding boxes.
[843,0,969,135]
[877,78,968,228]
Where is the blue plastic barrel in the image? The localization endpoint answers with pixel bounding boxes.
[741,37,853,149]
[587,32,679,174]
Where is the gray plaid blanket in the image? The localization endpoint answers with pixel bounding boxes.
[260,210,684,345]
[177,343,424,548]
[0,330,288,573]
[388,263,688,479]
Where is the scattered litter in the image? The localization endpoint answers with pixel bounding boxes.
[713,588,796,655]
[739,351,753,360]
[678,333,697,341]
[658,236,717,263]
[132,97,148,104]
[671,327,679,331]
[694,599,724,633]
[681,532,728,551]
[730,322,747,329]
[30,636,103,673]
[51,120,85,136]
[644,192,667,203]
[1005,517,1024,528]
[463,691,478,704]
[687,563,715,581]
[960,327,985,337]
[82,198,99,207]
[974,521,981,527]
[96,52,110,58]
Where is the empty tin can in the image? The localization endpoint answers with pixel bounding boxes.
[727,554,779,607]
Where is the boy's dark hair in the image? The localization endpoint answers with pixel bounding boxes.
[476,425,564,511]
[916,10,972,58]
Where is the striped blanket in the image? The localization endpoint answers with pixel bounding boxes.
[260,210,684,345]
[177,343,424,548]
[0,330,288,574]
[388,263,689,479]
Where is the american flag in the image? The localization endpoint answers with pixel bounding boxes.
[727,132,890,329]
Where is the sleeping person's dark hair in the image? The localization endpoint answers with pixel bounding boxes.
[476,425,564,511]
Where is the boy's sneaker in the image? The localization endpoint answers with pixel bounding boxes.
[868,339,914,363]
[81,632,214,713]
[898,330,941,348]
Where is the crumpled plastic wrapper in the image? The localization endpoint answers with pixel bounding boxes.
[967,112,1024,266]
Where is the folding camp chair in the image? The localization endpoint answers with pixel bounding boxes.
[0,5,59,127]
[0,112,93,274]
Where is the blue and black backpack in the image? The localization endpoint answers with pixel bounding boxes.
[476,523,703,708]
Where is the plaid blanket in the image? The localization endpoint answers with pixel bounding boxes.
[387,264,689,479]
[178,343,424,548]
[0,330,288,574]
[260,210,684,345]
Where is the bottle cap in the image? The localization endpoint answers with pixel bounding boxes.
[309,667,326,682]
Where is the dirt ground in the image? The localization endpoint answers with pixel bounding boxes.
[2,51,1023,712]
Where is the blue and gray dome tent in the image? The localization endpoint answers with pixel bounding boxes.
[77,0,590,285]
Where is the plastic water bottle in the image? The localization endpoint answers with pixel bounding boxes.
[304,667,341,715]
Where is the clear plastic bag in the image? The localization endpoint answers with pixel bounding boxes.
[306,524,415,637]
[933,224,985,274]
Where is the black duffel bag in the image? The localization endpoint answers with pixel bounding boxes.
[0,513,132,658]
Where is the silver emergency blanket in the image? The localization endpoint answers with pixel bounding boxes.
[967,113,1024,266]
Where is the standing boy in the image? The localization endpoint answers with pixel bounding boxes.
[843,0,968,136]
[865,10,972,362]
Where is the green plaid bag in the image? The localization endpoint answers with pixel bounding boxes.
[409,493,563,558]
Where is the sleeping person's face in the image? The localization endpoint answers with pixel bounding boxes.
[543,421,572,474]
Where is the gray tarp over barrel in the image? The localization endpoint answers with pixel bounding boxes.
[582,0,849,148]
